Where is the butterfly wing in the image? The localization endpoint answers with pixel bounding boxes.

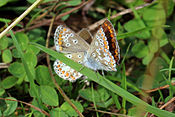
[78,28,93,44]
[53,59,83,82]
[85,19,120,71]
[54,25,90,53]
[54,26,92,82]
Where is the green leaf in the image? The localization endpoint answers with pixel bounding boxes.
[61,14,70,21]
[153,28,168,47]
[61,100,83,117]
[23,51,37,81]
[128,107,137,116]
[31,99,45,116]
[61,8,72,21]
[15,32,29,51]
[8,62,25,78]
[124,19,150,39]
[67,0,81,6]
[3,97,18,116]
[1,76,18,89]
[161,0,174,17]
[12,48,20,58]
[26,44,40,55]
[27,0,51,3]
[142,52,154,65]
[27,28,46,43]
[0,36,8,50]
[50,108,68,117]
[148,39,158,54]
[131,41,149,58]
[118,25,169,40]
[0,0,8,7]
[27,0,35,3]
[0,88,5,96]
[2,49,12,63]
[143,3,166,27]
[169,38,175,48]
[35,65,53,86]
[24,51,37,68]
[79,87,110,103]
[29,85,39,98]
[40,85,59,106]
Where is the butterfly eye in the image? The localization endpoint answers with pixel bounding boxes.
[66,43,71,47]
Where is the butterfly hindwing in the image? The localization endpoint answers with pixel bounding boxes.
[53,59,83,82]
[54,25,90,53]
[65,52,85,64]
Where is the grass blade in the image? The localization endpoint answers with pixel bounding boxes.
[32,42,175,117]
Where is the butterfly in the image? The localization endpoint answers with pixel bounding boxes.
[53,19,120,82]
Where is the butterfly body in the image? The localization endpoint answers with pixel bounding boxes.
[53,19,120,82]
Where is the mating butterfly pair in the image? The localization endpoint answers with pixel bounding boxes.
[53,19,120,82]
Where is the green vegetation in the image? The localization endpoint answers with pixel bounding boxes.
[0,0,175,116]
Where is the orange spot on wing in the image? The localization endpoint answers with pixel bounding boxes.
[59,38,62,41]
[59,68,62,71]
[70,75,75,80]
[59,34,62,37]
[115,50,118,55]
[110,34,114,38]
[59,47,63,51]
[66,72,69,77]
[57,65,60,68]
[59,41,62,45]
[62,71,65,74]
[104,49,106,52]
[63,28,67,31]
[99,30,102,33]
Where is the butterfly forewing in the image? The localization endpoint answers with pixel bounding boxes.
[86,19,120,71]
[54,25,90,53]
